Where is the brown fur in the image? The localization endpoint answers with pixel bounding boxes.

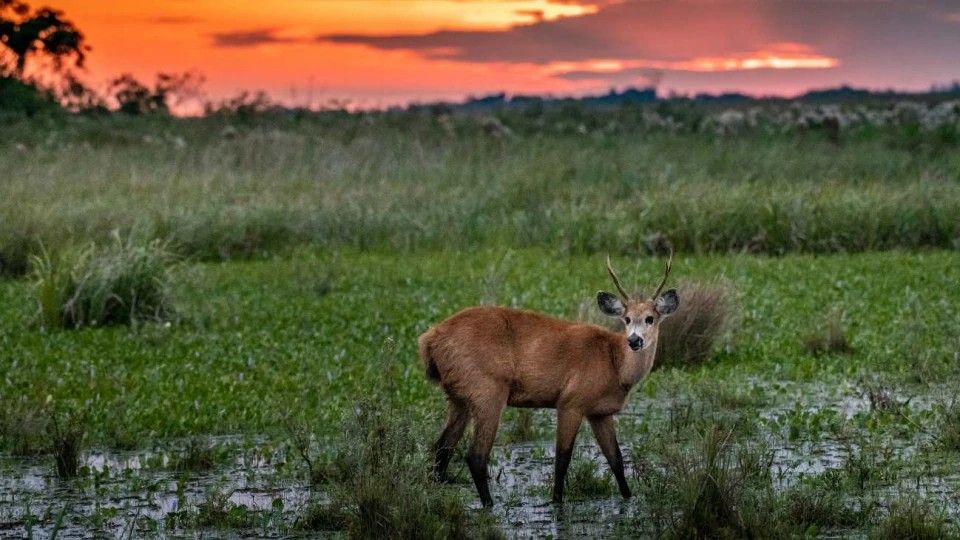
[419,297,669,506]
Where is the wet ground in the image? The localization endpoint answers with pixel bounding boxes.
[2,379,959,538]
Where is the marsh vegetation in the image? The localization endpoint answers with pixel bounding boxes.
[1,105,959,537]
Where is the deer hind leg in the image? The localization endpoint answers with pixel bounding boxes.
[432,397,469,482]
[552,407,584,504]
[466,393,507,508]
[588,414,631,498]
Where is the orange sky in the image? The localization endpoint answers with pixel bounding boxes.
[35,0,960,109]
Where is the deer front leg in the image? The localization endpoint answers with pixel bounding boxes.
[588,414,631,498]
[552,408,583,504]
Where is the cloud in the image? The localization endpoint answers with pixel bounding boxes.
[551,45,838,87]
[210,28,303,48]
[316,0,960,83]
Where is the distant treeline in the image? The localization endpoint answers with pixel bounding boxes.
[420,83,960,114]
[6,70,960,121]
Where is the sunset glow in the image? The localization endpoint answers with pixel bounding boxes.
[34,0,960,109]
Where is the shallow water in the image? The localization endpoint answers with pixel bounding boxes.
[1,380,958,537]
[0,438,307,538]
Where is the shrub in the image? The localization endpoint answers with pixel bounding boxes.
[577,281,736,369]
[30,235,175,329]
[0,76,61,118]
[0,227,34,277]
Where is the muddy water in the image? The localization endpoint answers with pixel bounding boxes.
[2,381,959,537]
[486,442,637,538]
[0,438,307,538]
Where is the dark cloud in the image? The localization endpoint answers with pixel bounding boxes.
[316,0,960,87]
[210,28,302,48]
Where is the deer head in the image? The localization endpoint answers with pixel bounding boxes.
[597,252,679,351]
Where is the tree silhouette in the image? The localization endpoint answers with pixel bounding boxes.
[0,0,87,77]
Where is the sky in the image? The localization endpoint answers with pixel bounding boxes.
[32,0,960,109]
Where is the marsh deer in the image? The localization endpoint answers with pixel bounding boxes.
[418,254,678,506]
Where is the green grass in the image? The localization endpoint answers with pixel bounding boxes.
[1,249,958,446]
[29,235,175,329]
[1,114,959,277]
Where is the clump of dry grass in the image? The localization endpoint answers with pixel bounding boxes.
[802,309,853,356]
[578,280,737,369]
[655,282,737,369]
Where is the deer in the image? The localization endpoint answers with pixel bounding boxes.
[417,253,678,507]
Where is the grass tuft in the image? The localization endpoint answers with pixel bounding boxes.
[48,410,85,479]
[936,401,960,452]
[293,400,503,538]
[655,282,737,369]
[294,500,351,532]
[501,409,542,443]
[803,309,853,356]
[30,234,175,329]
[168,489,258,530]
[564,459,615,499]
[785,482,866,530]
[0,400,49,456]
[169,438,228,472]
[636,425,774,538]
[871,499,952,540]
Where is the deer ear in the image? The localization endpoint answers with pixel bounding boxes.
[656,289,679,316]
[597,291,625,317]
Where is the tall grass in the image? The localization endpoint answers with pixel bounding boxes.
[871,499,953,540]
[294,400,502,539]
[30,235,175,329]
[634,426,777,538]
[2,114,959,276]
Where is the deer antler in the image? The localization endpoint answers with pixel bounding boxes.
[605,255,630,302]
[651,248,673,300]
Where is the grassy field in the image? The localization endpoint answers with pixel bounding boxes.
[1,249,960,536]
[2,109,960,537]
[2,112,960,276]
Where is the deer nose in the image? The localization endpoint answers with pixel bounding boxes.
[627,334,643,350]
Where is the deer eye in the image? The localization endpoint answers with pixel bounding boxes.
[645,316,655,324]
[623,317,631,324]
